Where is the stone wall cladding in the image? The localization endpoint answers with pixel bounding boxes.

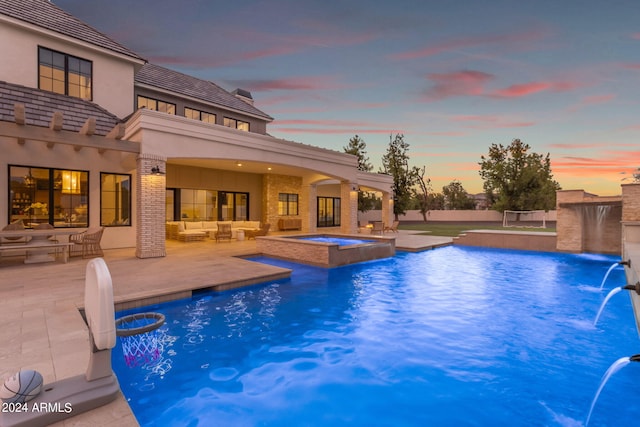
[622,184,640,222]
[263,174,303,231]
[136,154,167,258]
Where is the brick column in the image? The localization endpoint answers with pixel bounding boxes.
[556,190,586,252]
[340,181,358,234]
[136,154,167,258]
[304,184,317,233]
[382,191,392,228]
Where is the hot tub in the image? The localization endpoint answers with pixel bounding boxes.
[255,234,395,267]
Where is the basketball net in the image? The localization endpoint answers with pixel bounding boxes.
[115,312,165,368]
[120,331,162,368]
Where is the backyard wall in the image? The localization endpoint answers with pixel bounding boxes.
[359,209,557,223]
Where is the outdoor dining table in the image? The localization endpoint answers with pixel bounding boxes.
[0,228,86,264]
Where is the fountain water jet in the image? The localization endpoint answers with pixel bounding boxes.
[594,281,640,326]
[593,287,624,326]
[586,354,640,426]
[599,260,630,290]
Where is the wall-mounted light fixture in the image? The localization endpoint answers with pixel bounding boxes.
[151,166,165,175]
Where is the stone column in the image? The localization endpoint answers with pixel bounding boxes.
[305,183,318,233]
[381,191,392,228]
[340,181,358,234]
[555,190,586,252]
[136,154,167,258]
[622,183,640,245]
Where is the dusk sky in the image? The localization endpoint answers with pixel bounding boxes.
[56,0,640,195]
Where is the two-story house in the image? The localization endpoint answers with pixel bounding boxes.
[0,0,393,258]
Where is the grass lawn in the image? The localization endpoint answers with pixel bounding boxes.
[399,222,557,237]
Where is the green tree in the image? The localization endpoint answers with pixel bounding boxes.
[478,139,560,212]
[442,180,476,210]
[344,135,377,213]
[380,134,418,220]
[343,134,373,172]
[412,165,432,221]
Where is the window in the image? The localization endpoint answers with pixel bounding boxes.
[137,96,176,115]
[172,189,248,221]
[278,193,298,216]
[38,47,92,100]
[224,117,250,132]
[9,165,88,228]
[185,107,216,124]
[317,197,341,227]
[100,173,131,226]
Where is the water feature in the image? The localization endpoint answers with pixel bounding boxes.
[586,355,640,426]
[599,261,625,290]
[594,282,640,326]
[112,247,638,426]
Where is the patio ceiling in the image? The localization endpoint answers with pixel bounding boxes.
[169,157,342,184]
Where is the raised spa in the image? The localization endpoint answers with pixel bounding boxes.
[255,234,395,267]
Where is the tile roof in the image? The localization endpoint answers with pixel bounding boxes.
[0,80,120,136]
[0,0,144,61]
[136,63,273,121]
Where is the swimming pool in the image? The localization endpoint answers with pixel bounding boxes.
[112,246,639,426]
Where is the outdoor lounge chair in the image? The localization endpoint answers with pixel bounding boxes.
[245,223,270,240]
[70,227,105,258]
[215,222,232,242]
[384,221,400,233]
[371,221,384,235]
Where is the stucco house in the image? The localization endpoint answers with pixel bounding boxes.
[0,0,393,258]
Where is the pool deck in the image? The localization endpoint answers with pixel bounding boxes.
[0,230,451,426]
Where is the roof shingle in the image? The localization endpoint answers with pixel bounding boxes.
[0,0,145,62]
[0,80,121,136]
[136,64,273,121]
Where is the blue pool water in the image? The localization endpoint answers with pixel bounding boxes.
[295,236,375,245]
[112,246,639,426]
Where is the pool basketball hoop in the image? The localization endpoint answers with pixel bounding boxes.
[115,312,165,367]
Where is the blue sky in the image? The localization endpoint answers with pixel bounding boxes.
[56,0,640,195]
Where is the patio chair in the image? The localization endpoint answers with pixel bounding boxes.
[215,222,232,242]
[70,227,105,258]
[384,221,400,233]
[245,223,270,240]
[371,221,384,235]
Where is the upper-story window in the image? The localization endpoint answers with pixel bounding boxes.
[38,47,92,100]
[224,117,249,132]
[137,96,176,114]
[185,107,216,124]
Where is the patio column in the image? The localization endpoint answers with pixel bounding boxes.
[340,181,358,234]
[382,191,393,228]
[304,183,318,233]
[136,154,166,258]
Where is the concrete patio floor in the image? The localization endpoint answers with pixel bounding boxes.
[0,230,451,426]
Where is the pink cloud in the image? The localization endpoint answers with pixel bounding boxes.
[567,94,615,112]
[390,27,550,60]
[622,63,640,70]
[272,119,376,127]
[272,127,404,135]
[491,81,577,98]
[631,33,640,40]
[424,70,494,100]
[552,151,640,178]
[231,76,342,92]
